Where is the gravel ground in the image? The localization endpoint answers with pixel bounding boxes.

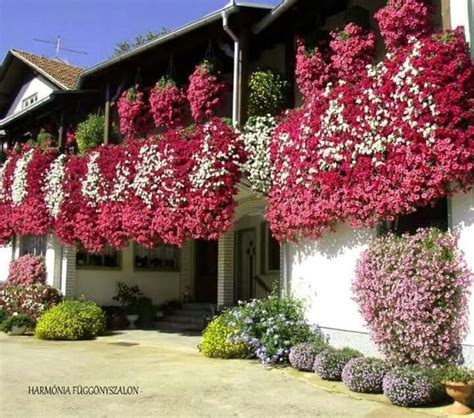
[0,330,437,418]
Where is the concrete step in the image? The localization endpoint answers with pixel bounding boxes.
[155,320,205,332]
[171,309,211,318]
[164,314,209,325]
[180,303,216,312]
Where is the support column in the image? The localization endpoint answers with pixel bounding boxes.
[61,246,77,299]
[217,230,235,307]
[179,240,194,302]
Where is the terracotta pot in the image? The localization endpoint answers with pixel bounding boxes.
[445,381,474,415]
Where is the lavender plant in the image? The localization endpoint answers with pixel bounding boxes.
[383,366,436,407]
[342,357,389,393]
[289,341,329,371]
[314,348,363,381]
[226,294,327,366]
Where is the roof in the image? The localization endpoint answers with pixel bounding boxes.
[10,49,83,90]
[77,1,274,87]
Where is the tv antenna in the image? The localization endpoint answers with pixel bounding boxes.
[33,36,87,61]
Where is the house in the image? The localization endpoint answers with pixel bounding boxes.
[0,0,473,358]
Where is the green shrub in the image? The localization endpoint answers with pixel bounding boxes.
[248,69,288,117]
[0,308,5,324]
[201,313,248,359]
[35,300,106,340]
[314,347,363,381]
[75,114,106,154]
[0,313,33,333]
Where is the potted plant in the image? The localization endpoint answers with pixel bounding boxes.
[443,366,474,415]
[0,313,33,335]
[112,282,143,329]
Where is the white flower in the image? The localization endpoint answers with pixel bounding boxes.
[12,149,35,206]
[44,154,67,218]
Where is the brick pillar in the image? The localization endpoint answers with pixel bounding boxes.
[217,231,235,307]
[179,240,194,301]
[61,246,76,298]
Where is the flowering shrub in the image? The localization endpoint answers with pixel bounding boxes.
[353,228,472,366]
[200,313,249,359]
[383,366,436,407]
[225,294,328,366]
[268,26,474,242]
[7,255,47,285]
[240,116,277,195]
[0,282,62,321]
[342,357,389,393]
[247,70,288,117]
[35,300,106,340]
[117,86,153,139]
[314,348,363,381]
[149,77,187,130]
[375,0,431,51]
[0,313,34,333]
[289,341,328,371]
[295,38,332,98]
[187,61,227,122]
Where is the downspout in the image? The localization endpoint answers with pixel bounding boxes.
[222,4,241,127]
[252,0,297,35]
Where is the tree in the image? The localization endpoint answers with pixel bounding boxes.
[112,29,169,57]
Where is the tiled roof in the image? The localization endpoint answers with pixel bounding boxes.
[10,49,83,89]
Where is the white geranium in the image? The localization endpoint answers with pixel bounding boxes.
[240,115,276,195]
[11,148,35,205]
[0,158,11,203]
[81,151,103,207]
[43,154,67,218]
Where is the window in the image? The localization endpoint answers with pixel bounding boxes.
[261,222,280,274]
[378,198,448,236]
[22,93,38,109]
[76,245,121,269]
[20,235,47,256]
[134,243,180,271]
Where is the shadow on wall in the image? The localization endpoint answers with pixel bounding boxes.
[452,192,474,235]
[292,225,374,262]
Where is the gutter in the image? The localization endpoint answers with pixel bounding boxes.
[222,1,241,127]
[252,0,297,34]
[76,2,273,89]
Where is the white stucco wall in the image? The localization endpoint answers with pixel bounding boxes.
[74,243,180,306]
[450,189,474,345]
[0,244,13,282]
[450,0,473,55]
[4,77,56,118]
[285,224,376,333]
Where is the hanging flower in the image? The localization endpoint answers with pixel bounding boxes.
[187,61,227,122]
[240,115,277,195]
[43,154,67,218]
[149,76,187,129]
[375,0,431,51]
[117,85,153,139]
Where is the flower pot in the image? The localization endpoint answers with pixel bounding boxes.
[445,381,474,415]
[10,325,27,336]
[126,314,139,329]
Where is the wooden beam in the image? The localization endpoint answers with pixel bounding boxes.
[57,111,64,151]
[441,0,451,30]
[103,84,111,145]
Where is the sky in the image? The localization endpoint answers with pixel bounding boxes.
[0,0,279,69]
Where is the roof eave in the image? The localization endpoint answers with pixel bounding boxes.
[76,2,274,88]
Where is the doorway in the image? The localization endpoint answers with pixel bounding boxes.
[195,240,218,303]
[235,228,257,302]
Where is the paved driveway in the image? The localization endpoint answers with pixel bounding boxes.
[0,331,434,417]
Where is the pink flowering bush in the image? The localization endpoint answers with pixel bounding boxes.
[375,0,431,51]
[187,61,227,122]
[117,86,153,139]
[329,23,375,80]
[0,282,62,321]
[149,77,187,129]
[7,255,47,285]
[353,228,472,366]
[267,26,474,242]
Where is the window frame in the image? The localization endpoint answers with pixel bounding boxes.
[21,93,38,109]
[75,245,122,270]
[19,235,47,257]
[260,222,280,275]
[133,242,180,272]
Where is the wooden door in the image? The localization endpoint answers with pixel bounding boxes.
[235,229,257,302]
[195,240,218,303]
